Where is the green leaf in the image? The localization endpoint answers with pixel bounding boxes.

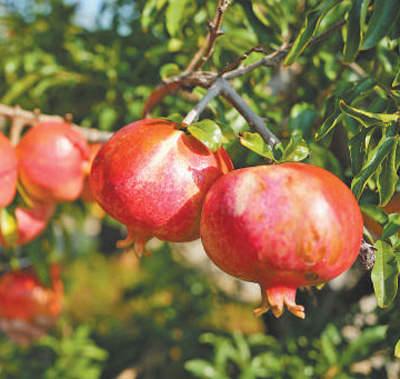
[360,204,388,226]
[280,132,310,162]
[342,325,388,366]
[351,137,397,200]
[184,360,228,379]
[371,240,399,307]
[395,339,400,358]
[166,0,188,36]
[0,208,18,246]
[361,0,400,50]
[141,0,168,32]
[343,0,362,64]
[393,68,400,88]
[159,63,180,79]
[239,132,274,159]
[284,0,342,66]
[349,127,369,174]
[381,213,400,240]
[339,100,399,128]
[378,139,399,206]
[187,120,222,152]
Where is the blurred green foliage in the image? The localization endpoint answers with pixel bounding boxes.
[0,0,400,378]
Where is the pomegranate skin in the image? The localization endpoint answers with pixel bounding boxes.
[0,133,18,208]
[200,162,363,318]
[80,143,104,202]
[0,202,55,247]
[90,118,234,257]
[0,265,63,323]
[16,121,90,204]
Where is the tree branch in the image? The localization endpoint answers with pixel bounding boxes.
[184,0,230,73]
[0,104,112,144]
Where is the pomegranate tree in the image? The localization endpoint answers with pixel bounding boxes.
[0,202,55,247]
[90,118,234,257]
[0,265,63,323]
[200,162,363,318]
[16,121,90,204]
[0,132,18,208]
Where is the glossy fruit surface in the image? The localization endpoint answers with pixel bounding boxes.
[0,202,55,247]
[0,265,63,322]
[90,118,234,257]
[0,132,18,208]
[200,162,363,318]
[16,121,90,203]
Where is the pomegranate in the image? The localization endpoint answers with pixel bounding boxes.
[200,162,363,318]
[16,121,90,203]
[0,202,55,247]
[80,142,104,202]
[0,265,63,323]
[90,118,233,257]
[0,132,18,208]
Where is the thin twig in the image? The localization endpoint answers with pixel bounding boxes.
[184,0,230,73]
[181,78,279,148]
[0,104,112,144]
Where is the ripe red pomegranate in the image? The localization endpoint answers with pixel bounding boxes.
[0,265,63,323]
[0,132,18,208]
[200,162,363,318]
[0,202,55,247]
[90,118,234,257]
[16,121,90,203]
[80,142,104,202]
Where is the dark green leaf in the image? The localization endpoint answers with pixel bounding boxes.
[371,240,399,307]
[393,68,400,88]
[381,214,400,240]
[187,120,222,152]
[378,139,399,206]
[361,0,400,50]
[351,137,397,200]
[343,0,362,64]
[339,100,399,128]
[239,132,274,159]
[349,127,369,175]
[360,204,389,226]
[280,132,310,162]
[284,0,342,65]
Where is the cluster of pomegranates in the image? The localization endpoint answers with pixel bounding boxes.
[0,116,364,338]
[90,118,364,319]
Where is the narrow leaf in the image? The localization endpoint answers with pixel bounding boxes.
[371,240,399,308]
[349,127,369,174]
[378,138,399,206]
[360,204,388,226]
[187,120,222,152]
[284,0,341,65]
[339,100,399,128]
[239,132,274,159]
[343,0,362,64]
[393,68,400,88]
[381,214,400,240]
[166,0,188,36]
[351,137,397,200]
[361,0,400,50]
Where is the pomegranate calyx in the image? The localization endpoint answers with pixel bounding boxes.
[116,231,151,258]
[254,284,305,319]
